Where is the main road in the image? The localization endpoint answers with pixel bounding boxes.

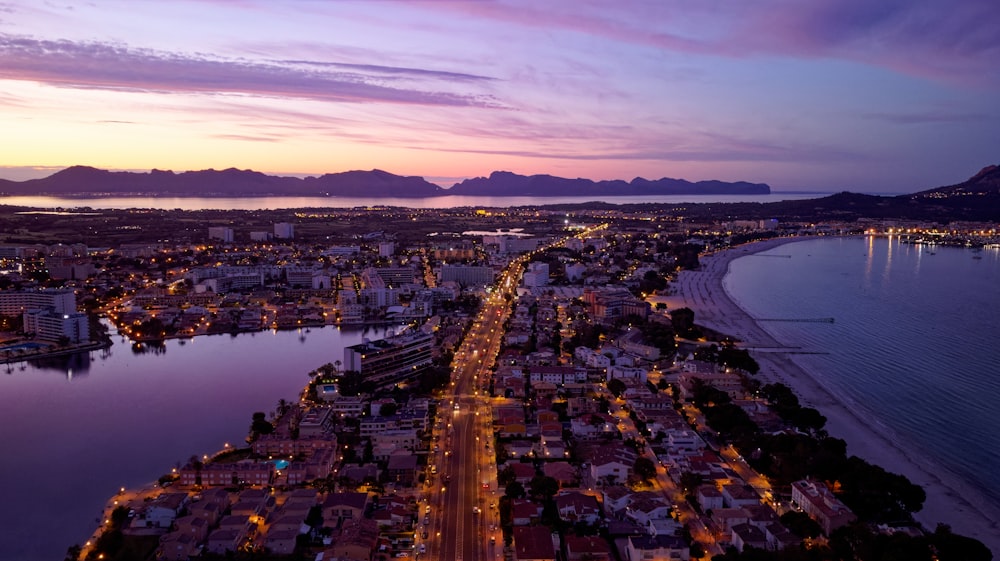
[423,224,606,561]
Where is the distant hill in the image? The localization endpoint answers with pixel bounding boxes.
[447,170,770,196]
[647,164,1000,223]
[0,166,769,198]
[0,166,445,198]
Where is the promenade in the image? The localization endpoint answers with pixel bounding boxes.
[663,236,1000,555]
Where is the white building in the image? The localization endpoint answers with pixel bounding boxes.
[23,309,90,343]
[0,289,76,315]
[522,262,549,287]
[208,227,234,243]
[274,222,295,239]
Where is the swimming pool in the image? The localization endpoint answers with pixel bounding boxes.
[0,342,47,353]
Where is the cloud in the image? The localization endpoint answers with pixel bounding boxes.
[862,110,992,125]
[434,0,1000,87]
[0,34,502,107]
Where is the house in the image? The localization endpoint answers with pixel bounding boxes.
[322,492,371,525]
[157,531,199,561]
[588,444,636,485]
[721,484,760,508]
[511,499,544,526]
[542,462,579,488]
[508,461,537,483]
[206,528,244,555]
[565,534,611,561]
[555,491,601,525]
[172,515,211,542]
[135,492,188,529]
[513,526,557,561]
[625,495,672,526]
[386,454,418,487]
[602,485,632,515]
[325,518,380,561]
[696,485,725,511]
[625,534,690,561]
[730,523,768,552]
[263,528,300,555]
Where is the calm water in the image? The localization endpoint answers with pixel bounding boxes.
[0,192,826,211]
[0,324,398,561]
[725,236,1000,508]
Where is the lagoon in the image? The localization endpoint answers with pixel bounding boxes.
[0,323,399,561]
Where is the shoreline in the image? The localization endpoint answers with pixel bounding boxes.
[663,235,1000,555]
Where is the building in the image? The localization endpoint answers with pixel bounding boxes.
[440,265,494,287]
[378,242,395,257]
[344,330,433,388]
[274,222,294,239]
[522,262,549,287]
[0,288,76,315]
[790,480,856,535]
[22,309,90,343]
[208,226,234,242]
[512,525,557,561]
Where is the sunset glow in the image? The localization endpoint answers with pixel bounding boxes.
[1,1,997,191]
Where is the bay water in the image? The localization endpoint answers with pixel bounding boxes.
[724,236,1000,512]
[0,192,825,211]
[0,324,398,561]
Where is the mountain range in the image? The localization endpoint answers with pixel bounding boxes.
[0,166,770,197]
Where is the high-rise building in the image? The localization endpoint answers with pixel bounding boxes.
[274,223,295,239]
[343,331,434,388]
[207,227,234,242]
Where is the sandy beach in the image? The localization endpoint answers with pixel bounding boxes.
[662,236,1000,555]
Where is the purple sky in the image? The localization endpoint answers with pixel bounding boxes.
[0,0,997,192]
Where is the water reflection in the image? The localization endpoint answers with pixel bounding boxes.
[131,340,167,355]
[25,351,93,378]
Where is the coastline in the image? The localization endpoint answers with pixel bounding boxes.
[663,236,1000,555]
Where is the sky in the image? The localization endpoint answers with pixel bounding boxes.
[0,0,997,193]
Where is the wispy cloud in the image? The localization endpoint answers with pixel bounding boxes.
[861,109,993,125]
[0,34,502,106]
[434,0,1000,87]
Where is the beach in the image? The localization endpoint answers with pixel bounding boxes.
[663,236,1000,555]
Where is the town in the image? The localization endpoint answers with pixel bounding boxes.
[0,205,993,561]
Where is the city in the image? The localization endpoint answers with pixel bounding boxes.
[0,204,994,561]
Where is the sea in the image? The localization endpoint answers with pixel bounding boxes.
[724,236,1000,519]
[0,192,824,211]
[0,324,400,561]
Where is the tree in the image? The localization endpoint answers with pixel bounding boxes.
[528,475,560,502]
[779,511,822,539]
[505,480,526,499]
[607,378,627,398]
[634,457,657,481]
[250,411,273,437]
[931,524,993,561]
[671,307,696,337]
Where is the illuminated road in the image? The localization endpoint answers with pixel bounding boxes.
[424,225,606,561]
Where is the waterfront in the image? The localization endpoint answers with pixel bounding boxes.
[723,236,1000,548]
[0,324,398,561]
[0,191,826,211]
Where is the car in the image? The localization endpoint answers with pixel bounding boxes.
[419,544,426,553]
[423,515,430,524]
[422,531,428,539]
